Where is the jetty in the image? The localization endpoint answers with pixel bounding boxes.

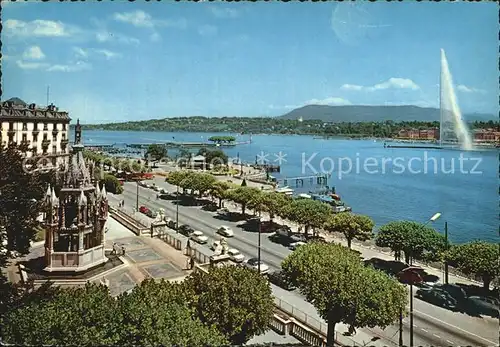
[277,173,329,188]
[127,140,251,149]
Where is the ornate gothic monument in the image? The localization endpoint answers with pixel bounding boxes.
[43,120,109,272]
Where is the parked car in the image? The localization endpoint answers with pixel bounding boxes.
[267,271,296,291]
[160,188,167,194]
[217,208,229,216]
[139,205,149,214]
[164,217,177,229]
[178,224,194,237]
[290,234,307,243]
[245,258,269,275]
[289,241,306,250]
[217,226,234,237]
[152,185,161,192]
[432,284,467,303]
[191,231,208,244]
[159,193,170,200]
[416,287,457,310]
[228,248,245,263]
[467,296,500,317]
[145,209,156,218]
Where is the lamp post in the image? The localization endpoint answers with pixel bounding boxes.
[408,212,441,347]
[135,180,139,212]
[175,185,179,232]
[257,216,262,273]
[444,221,449,284]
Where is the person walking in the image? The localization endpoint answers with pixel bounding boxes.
[190,256,195,270]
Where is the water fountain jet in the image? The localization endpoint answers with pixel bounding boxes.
[439,48,474,151]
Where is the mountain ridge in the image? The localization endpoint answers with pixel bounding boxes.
[278,105,496,122]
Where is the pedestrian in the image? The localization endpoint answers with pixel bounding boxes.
[190,256,195,270]
[111,242,117,255]
[121,246,126,256]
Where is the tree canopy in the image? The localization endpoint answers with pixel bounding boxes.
[282,198,333,235]
[0,143,53,261]
[198,148,228,166]
[208,135,236,143]
[184,266,274,345]
[145,144,167,161]
[281,242,408,347]
[226,186,261,215]
[325,212,374,248]
[375,221,447,264]
[446,241,499,290]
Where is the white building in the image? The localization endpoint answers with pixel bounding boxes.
[1,97,71,169]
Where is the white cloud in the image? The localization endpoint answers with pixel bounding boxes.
[457,84,486,94]
[198,25,218,36]
[73,47,89,58]
[4,19,77,38]
[305,97,352,106]
[210,7,240,18]
[113,10,154,28]
[95,31,140,45]
[22,46,45,60]
[16,60,49,70]
[46,61,91,72]
[341,78,420,92]
[94,49,120,60]
[150,32,161,42]
[112,10,187,29]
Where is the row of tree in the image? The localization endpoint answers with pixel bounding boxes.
[0,266,274,346]
[166,170,499,290]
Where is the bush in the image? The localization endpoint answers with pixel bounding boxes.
[101,174,123,194]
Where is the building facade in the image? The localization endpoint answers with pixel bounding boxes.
[397,128,440,140]
[43,121,109,272]
[0,97,71,169]
[473,128,500,142]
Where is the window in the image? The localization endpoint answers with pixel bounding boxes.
[33,122,38,131]
[22,134,27,142]
[62,133,66,140]
[8,135,14,143]
[52,145,57,154]
[33,133,38,142]
[22,123,27,131]
[9,122,14,130]
[43,133,48,141]
[52,134,57,142]
[43,123,48,131]
[62,123,67,131]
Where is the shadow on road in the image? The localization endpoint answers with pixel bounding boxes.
[213,213,248,222]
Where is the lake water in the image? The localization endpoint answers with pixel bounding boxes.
[83,130,499,244]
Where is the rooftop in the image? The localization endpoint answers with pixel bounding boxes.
[1,97,70,121]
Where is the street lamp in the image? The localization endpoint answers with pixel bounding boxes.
[257,216,262,273]
[175,185,179,232]
[407,212,441,347]
[135,180,139,211]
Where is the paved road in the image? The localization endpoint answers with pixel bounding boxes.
[117,181,499,347]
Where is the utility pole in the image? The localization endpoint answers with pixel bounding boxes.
[135,181,139,211]
[175,185,179,232]
[257,217,262,273]
[399,308,403,346]
[444,221,449,284]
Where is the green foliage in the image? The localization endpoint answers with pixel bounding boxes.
[1,283,120,346]
[446,241,500,290]
[226,186,261,215]
[198,148,228,166]
[0,144,50,260]
[166,170,191,186]
[260,192,291,221]
[325,212,374,248]
[101,173,123,194]
[281,242,408,346]
[209,181,231,207]
[283,198,333,234]
[184,266,274,345]
[145,144,167,161]
[117,279,227,346]
[376,221,447,264]
[208,135,236,143]
[81,117,499,137]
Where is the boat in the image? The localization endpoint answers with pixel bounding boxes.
[303,186,352,213]
[275,186,294,196]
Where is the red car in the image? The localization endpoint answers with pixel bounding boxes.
[139,206,149,214]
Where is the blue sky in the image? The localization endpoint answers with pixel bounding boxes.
[2,1,498,123]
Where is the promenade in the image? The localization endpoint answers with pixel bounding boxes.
[115,177,499,347]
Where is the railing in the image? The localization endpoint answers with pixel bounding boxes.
[274,297,328,336]
[157,230,183,251]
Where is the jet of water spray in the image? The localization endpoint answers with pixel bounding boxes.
[440,49,474,151]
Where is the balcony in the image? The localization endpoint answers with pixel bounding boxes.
[60,139,69,148]
[32,130,39,136]
[52,130,58,137]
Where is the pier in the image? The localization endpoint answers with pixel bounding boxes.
[127,140,250,149]
[277,173,329,188]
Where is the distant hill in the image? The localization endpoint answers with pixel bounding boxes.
[279,105,496,122]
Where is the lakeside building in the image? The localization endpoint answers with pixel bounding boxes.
[397,127,500,144]
[0,97,71,168]
[472,128,500,142]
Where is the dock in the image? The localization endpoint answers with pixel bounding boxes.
[385,144,443,149]
[127,140,250,149]
[277,173,329,188]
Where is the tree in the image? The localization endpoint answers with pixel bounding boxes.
[281,242,408,347]
[283,198,333,235]
[446,241,499,291]
[208,135,236,143]
[198,148,228,167]
[247,190,266,216]
[188,172,217,197]
[117,279,227,346]
[184,266,274,345]
[0,143,50,261]
[145,144,167,162]
[260,192,291,223]
[325,212,374,248]
[209,181,231,208]
[226,186,261,216]
[166,170,191,188]
[376,221,447,264]
[1,283,120,346]
[101,173,123,194]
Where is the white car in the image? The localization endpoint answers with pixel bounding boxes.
[289,241,306,250]
[228,248,245,263]
[152,185,161,192]
[217,226,234,237]
[245,258,269,274]
[190,231,208,244]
